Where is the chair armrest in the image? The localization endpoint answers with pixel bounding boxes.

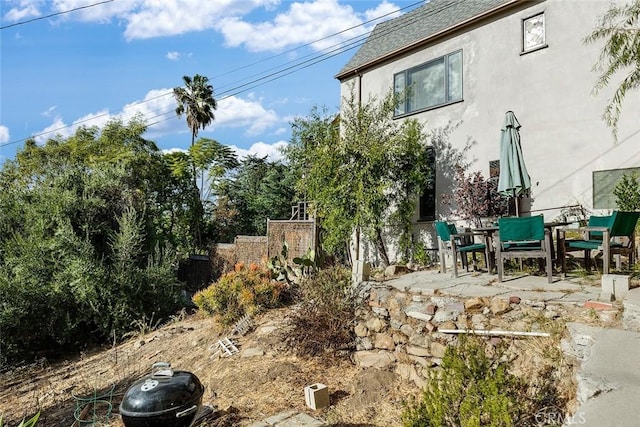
[451,232,486,238]
[557,226,608,240]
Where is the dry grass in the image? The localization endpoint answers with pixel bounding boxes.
[0,308,418,426]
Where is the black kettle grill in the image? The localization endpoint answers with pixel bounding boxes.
[119,362,204,427]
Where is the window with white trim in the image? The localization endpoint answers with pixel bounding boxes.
[394,50,463,116]
[522,13,546,52]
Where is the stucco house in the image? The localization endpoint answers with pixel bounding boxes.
[336,0,640,264]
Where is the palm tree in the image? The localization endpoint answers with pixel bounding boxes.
[173,74,218,251]
[174,74,217,147]
[585,0,640,142]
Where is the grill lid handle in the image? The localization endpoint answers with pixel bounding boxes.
[176,405,198,418]
[151,362,174,379]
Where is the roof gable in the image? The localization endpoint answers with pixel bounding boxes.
[336,0,516,79]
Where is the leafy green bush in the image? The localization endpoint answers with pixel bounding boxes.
[402,335,542,427]
[193,262,287,325]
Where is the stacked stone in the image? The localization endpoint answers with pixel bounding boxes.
[352,284,569,388]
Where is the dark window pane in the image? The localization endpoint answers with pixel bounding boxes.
[420,147,436,220]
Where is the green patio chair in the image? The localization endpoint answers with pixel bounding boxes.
[495,215,554,283]
[560,211,640,275]
[434,221,487,278]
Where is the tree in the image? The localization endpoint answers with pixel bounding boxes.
[285,88,433,267]
[173,75,217,148]
[444,167,511,227]
[165,137,239,247]
[585,0,640,141]
[215,155,296,240]
[173,74,219,250]
[614,172,640,211]
[0,118,183,365]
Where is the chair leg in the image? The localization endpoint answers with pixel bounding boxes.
[439,241,446,274]
[584,250,591,271]
[546,252,553,283]
[453,250,459,278]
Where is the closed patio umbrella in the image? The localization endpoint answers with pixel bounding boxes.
[498,111,531,216]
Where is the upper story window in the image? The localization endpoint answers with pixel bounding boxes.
[394,50,463,116]
[522,12,546,53]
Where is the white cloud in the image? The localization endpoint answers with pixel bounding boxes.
[11,0,401,51]
[0,126,10,144]
[34,110,111,144]
[216,0,373,52]
[32,88,281,143]
[232,140,288,161]
[364,0,401,22]
[3,2,41,22]
[42,106,57,117]
[217,96,279,136]
[166,51,192,61]
[122,0,279,41]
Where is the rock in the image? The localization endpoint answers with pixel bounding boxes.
[425,304,437,315]
[374,333,395,350]
[366,317,386,333]
[490,298,512,315]
[471,313,487,330]
[509,295,522,304]
[400,324,415,336]
[356,337,374,351]
[242,348,264,358]
[371,306,389,317]
[392,333,408,345]
[439,321,457,330]
[406,345,431,357]
[405,311,433,322]
[354,350,397,369]
[354,322,369,337]
[465,297,485,311]
[430,342,447,358]
[433,303,465,323]
[409,334,430,347]
[385,265,409,277]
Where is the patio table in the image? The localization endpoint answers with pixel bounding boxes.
[472,220,572,273]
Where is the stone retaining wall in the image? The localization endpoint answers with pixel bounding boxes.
[352,282,590,388]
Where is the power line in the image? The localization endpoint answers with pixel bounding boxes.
[2,0,455,148]
[0,0,115,30]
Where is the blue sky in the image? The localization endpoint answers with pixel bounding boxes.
[1,0,422,163]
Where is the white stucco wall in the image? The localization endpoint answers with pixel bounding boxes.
[339,0,640,264]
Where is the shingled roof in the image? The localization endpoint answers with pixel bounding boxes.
[336,0,516,79]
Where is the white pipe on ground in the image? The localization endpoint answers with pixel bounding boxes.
[437,329,551,337]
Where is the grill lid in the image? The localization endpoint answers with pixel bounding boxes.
[120,362,204,417]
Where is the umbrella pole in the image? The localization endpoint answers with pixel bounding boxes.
[514,190,519,217]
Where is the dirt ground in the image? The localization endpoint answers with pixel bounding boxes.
[0,307,421,426]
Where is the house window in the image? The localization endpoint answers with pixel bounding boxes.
[593,167,640,209]
[394,50,463,116]
[419,147,436,221]
[522,13,546,52]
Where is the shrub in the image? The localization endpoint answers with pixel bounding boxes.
[402,334,562,427]
[285,265,356,358]
[193,262,287,325]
